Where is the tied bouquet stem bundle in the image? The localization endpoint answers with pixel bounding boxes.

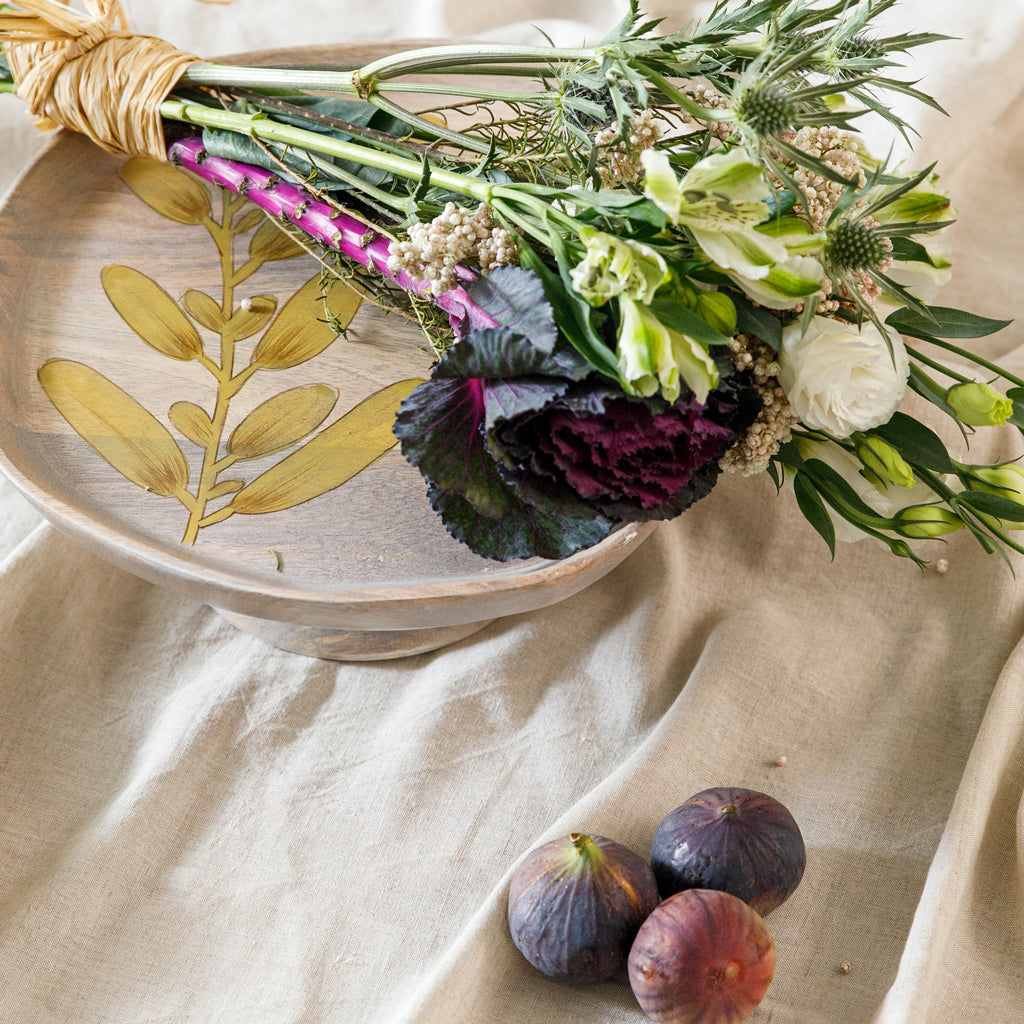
[3,0,1024,565]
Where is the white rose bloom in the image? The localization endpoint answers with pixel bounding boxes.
[779,317,910,437]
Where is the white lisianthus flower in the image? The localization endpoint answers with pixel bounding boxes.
[569,227,669,306]
[779,317,909,437]
[792,436,949,544]
[616,296,719,404]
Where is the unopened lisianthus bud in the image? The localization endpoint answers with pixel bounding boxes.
[855,435,915,491]
[946,382,1014,427]
[892,504,964,539]
[967,463,1024,531]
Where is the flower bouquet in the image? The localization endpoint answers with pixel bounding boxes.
[2,0,1022,565]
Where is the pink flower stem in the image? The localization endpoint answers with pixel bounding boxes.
[167,136,498,337]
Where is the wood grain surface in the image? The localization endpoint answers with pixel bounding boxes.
[0,44,656,659]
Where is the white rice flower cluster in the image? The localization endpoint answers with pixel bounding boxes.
[791,126,866,230]
[721,334,799,476]
[679,83,733,141]
[593,109,662,187]
[387,202,517,294]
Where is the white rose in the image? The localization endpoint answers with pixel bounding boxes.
[779,317,909,437]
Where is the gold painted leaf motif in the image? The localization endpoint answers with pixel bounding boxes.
[120,156,212,225]
[169,401,214,446]
[250,275,361,370]
[225,295,278,342]
[227,379,423,515]
[208,479,246,499]
[39,359,190,497]
[234,209,265,235]
[183,289,226,332]
[249,219,308,263]
[102,265,204,361]
[227,383,339,461]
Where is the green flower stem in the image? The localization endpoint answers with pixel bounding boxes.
[353,44,598,80]
[364,91,492,155]
[635,64,731,121]
[907,347,971,383]
[159,98,492,202]
[180,47,595,95]
[913,336,1024,388]
[489,197,551,248]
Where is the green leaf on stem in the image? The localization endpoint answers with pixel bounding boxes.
[954,491,1024,522]
[866,412,955,473]
[730,292,783,350]
[887,306,1013,340]
[793,471,836,558]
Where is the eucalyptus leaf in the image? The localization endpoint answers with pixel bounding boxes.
[886,306,1013,340]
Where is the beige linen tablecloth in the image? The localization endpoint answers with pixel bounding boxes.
[2,1,1024,1022]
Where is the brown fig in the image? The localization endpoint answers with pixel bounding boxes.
[628,888,775,1024]
[507,833,660,984]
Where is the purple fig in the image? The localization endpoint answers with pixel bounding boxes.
[650,788,805,915]
[628,888,776,1024]
[507,833,661,983]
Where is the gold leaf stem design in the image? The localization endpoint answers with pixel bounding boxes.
[181,190,264,544]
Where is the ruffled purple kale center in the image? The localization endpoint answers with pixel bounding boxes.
[525,394,739,511]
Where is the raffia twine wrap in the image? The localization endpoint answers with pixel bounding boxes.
[2,0,201,158]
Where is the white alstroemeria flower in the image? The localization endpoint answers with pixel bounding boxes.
[642,149,823,309]
[569,228,669,307]
[642,148,786,279]
[617,296,719,404]
[728,255,825,311]
[779,316,909,437]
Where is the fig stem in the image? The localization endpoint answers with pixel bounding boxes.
[570,834,596,857]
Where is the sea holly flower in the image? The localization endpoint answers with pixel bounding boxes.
[779,316,910,437]
[568,228,669,306]
[946,382,1014,427]
[616,296,719,404]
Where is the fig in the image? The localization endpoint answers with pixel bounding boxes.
[650,788,805,915]
[507,833,661,984]
[628,888,775,1024]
